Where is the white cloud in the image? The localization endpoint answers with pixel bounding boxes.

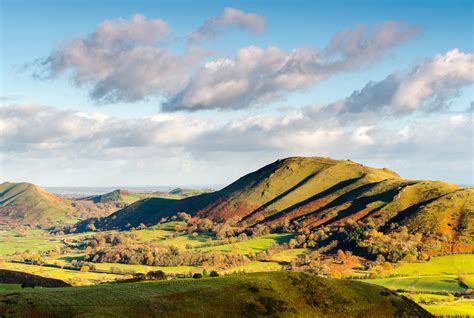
[36,16,418,108]
[163,22,420,111]
[36,14,206,103]
[323,49,474,117]
[188,7,265,42]
[1,102,471,185]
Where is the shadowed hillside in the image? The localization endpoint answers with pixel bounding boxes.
[0,182,76,226]
[0,269,70,288]
[0,271,431,317]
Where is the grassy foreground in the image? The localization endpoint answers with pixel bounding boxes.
[0,271,430,318]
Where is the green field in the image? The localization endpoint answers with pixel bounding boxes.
[0,262,123,286]
[364,254,474,317]
[390,254,474,276]
[367,275,465,293]
[197,233,294,254]
[0,230,63,255]
[0,271,429,317]
[422,299,474,316]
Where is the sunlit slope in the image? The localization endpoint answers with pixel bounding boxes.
[0,271,430,317]
[0,182,76,226]
[95,157,471,244]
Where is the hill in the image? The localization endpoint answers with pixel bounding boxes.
[91,157,473,256]
[0,269,70,288]
[168,187,214,198]
[0,182,77,226]
[81,189,130,203]
[0,271,430,317]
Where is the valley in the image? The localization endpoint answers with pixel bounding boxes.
[0,157,472,316]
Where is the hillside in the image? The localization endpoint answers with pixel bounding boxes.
[0,269,70,288]
[0,271,430,317]
[91,157,472,255]
[0,182,77,226]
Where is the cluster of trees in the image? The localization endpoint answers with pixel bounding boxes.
[343,224,431,262]
[85,243,251,268]
[169,213,273,240]
[86,232,137,249]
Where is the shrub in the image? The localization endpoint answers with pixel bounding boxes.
[192,273,202,279]
[210,270,219,277]
[147,270,166,280]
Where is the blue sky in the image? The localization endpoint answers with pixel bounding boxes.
[1,0,473,186]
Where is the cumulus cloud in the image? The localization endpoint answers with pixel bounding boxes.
[36,16,418,107]
[324,49,474,117]
[1,102,471,184]
[36,14,206,103]
[163,22,420,111]
[188,7,265,42]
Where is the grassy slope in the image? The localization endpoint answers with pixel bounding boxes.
[0,182,76,226]
[0,271,430,317]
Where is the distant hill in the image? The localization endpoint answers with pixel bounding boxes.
[0,182,77,227]
[0,271,430,317]
[93,157,473,254]
[81,188,214,204]
[168,187,214,198]
[81,189,133,203]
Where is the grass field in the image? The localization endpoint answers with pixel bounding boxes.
[0,284,21,291]
[0,262,123,286]
[364,254,474,317]
[367,275,465,293]
[197,233,294,254]
[0,271,429,317]
[390,254,474,276]
[0,230,62,255]
[269,248,309,262]
[421,299,474,316]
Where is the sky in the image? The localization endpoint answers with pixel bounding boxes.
[0,0,473,187]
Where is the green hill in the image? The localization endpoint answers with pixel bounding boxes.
[92,157,472,255]
[82,188,214,205]
[168,187,214,198]
[0,271,430,317]
[0,182,76,226]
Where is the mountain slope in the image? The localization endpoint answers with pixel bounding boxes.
[90,157,472,254]
[0,271,431,317]
[0,182,76,226]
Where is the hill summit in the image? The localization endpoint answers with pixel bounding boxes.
[0,182,76,226]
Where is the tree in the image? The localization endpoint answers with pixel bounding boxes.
[337,249,346,263]
[80,265,89,272]
[86,223,96,232]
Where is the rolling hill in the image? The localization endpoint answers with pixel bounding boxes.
[0,271,431,317]
[92,157,473,254]
[0,182,77,226]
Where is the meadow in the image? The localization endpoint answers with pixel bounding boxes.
[1,225,472,316]
[364,254,474,316]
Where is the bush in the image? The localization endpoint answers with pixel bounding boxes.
[210,270,219,277]
[147,270,166,280]
[192,273,202,279]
